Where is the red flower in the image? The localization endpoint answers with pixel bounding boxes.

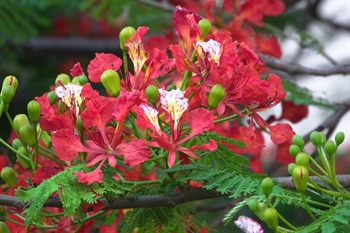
[87,53,122,82]
[70,62,85,77]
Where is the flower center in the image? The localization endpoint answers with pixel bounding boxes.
[55,84,83,116]
[158,88,188,129]
[196,39,221,64]
[140,104,162,135]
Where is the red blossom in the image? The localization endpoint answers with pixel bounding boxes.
[76,169,103,185]
[52,129,85,161]
[279,100,309,123]
[87,53,122,82]
[268,123,295,144]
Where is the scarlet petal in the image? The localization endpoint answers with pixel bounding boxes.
[276,142,295,165]
[87,53,122,82]
[70,62,85,77]
[167,150,176,168]
[189,139,217,151]
[268,123,295,144]
[52,129,86,161]
[189,108,215,136]
[76,169,103,185]
[118,139,150,167]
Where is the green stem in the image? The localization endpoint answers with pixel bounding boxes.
[301,192,316,220]
[72,210,107,225]
[0,138,30,163]
[317,146,331,175]
[32,123,39,170]
[307,167,331,183]
[273,194,333,208]
[307,155,329,177]
[122,51,129,77]
[307,181,343,197]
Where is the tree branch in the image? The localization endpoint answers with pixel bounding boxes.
[259,54,350,76]
[1,175,350,210]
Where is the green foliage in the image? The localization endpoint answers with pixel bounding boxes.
[282,80,336,110]
[16,164,93,225]
[295,201,350,233]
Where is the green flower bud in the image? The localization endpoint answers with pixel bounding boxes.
[55,73,71,86]
[248,199,259,213]
[1,75,18,93]
[295,152,310,168]
[166,84,177,91]
[71,76,80,84]
[76,115,85,132]
[264,208,279,230]
[19,125,36,147]
[292,165,309,192]
[12,138,23,150]
[13,114,30,132]
[289,144,301,158]
[288,163,297,175]
[79,75,88,85]
[27,100,41,122]
[40,130,51,147]
[208,84,225,109]
[16,146,31,169]
[325,140,336,156]
[292,135,304,148]
[1,167,18,188]
[1,86,15,104]
[47,91,59,105]
[261,177,274,196]
[198,19,211,38]
[58,101,67,114]
[101,70,121,97]
[119,26,136,51]
[335,131,345,146]
[146,85,159,104]
[310,131,325,146]
[0,221,11,233]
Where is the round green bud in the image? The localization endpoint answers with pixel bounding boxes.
[12,138,23,150]
[40,130,51,147]
[198,19,211,38]
[27,100,41,122]
[1,167,18,188]
[288,163,297,175]
[335,131,345,146]
[47,91,59,105]
[248,199,259,213]
[146,85,159,104]
[101,70,121,97]
[292,165,309,192]
[0,221,11,233]
[289,144,301,158]
[325,140,336,156]
[55,73,71,86]
[119,26,136,51]
[208,84,225,109]
[71,76,80,84]
[261,177,274,196]
[79,75,88,85]
[295,152,310,167]
[13,114,30,132]
[16,146,31,169]
[1,86,15,104]
[19,125,36,147]
[310,131,325,146]
[264,208,279,230]
[1,75,18,92]
[292,135,304,148]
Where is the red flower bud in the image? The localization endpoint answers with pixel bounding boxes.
[1,86,15,104]
[1,75,18,92]
[292,165,309,192]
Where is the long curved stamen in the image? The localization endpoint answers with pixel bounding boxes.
[140,104,162,135]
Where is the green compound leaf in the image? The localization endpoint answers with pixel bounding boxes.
[282,80,336,110]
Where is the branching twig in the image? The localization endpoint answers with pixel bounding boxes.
[260,54,350,76]
[1,175,350,210]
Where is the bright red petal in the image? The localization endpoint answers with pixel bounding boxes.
[268,123,295,144]
[52,129,86,161]
[189,108,215,136]
[76,169,103,185]
[70,62,85,77]
[87,53,122,82]
[118,139,150,167]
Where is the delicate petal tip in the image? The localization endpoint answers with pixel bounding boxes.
[234,216,263,233]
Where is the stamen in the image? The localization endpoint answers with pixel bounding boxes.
[55,84,83,114]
